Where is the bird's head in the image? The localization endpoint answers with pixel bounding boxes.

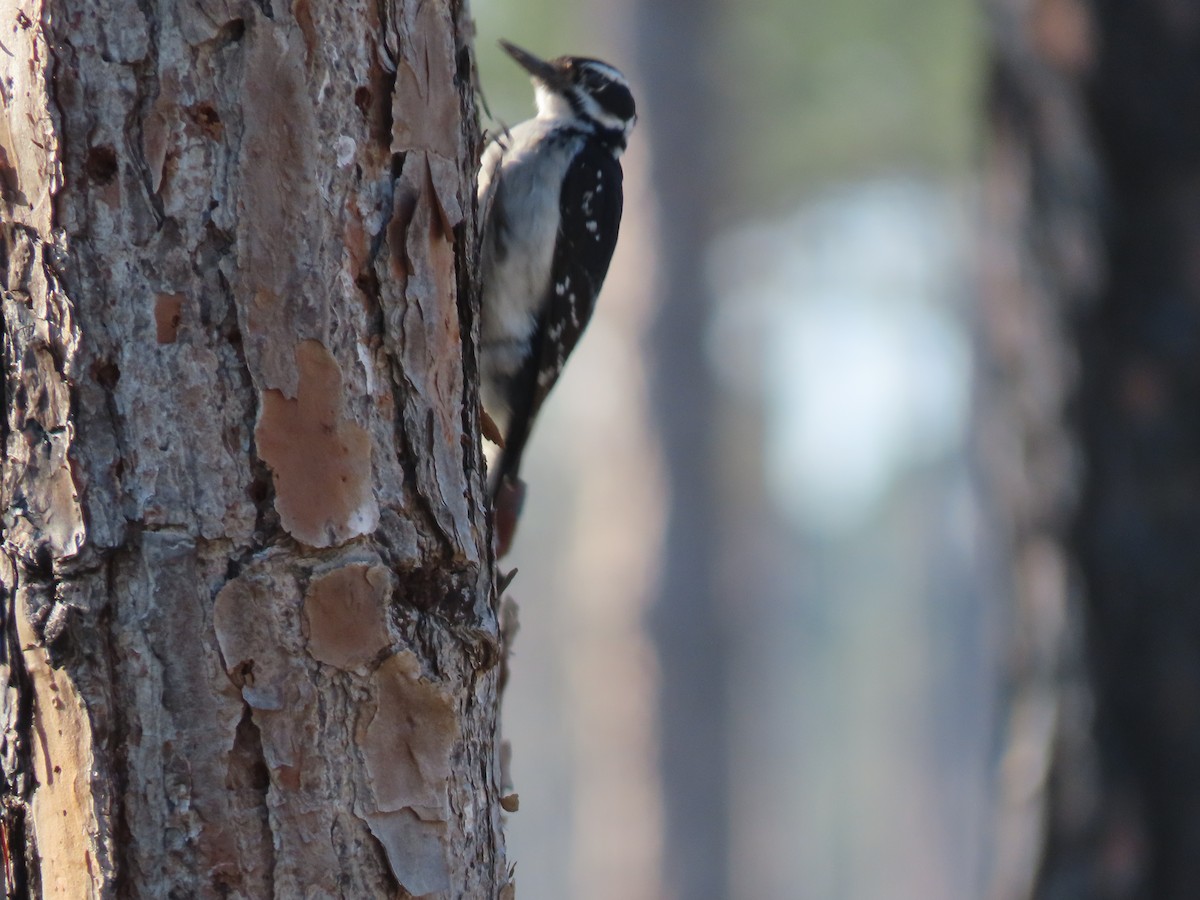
[500,40,637,146]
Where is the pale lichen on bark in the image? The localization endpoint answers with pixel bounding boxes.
[2,0,505,896]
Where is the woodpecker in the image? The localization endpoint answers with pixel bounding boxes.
[478,40,637,498]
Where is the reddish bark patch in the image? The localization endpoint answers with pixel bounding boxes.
[155,293,184,344]
[362,651,457,813]
[360,650,457,894]
[255,340,378,547]
[302,564,392,672]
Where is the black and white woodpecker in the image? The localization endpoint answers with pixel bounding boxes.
[478,40,637,498]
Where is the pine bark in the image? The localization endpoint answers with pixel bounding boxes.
[0,1,507,897]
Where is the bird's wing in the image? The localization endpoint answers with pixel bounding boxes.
[490,142,625,495]
[476,132,509,257]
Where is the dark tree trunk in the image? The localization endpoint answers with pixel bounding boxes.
[984,2,1200,897]
[634,1,729,897]
[0,0,508,896]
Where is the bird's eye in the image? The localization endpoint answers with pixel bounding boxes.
[592,82,636,121]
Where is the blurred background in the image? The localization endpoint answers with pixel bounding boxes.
[475,0,988,897]
[472,1,1200,898]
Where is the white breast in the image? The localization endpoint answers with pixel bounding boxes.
[478,119,583,399]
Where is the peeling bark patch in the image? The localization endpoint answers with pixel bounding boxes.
[155,293,184,344]
[364,808,450,896]
[213,570,343,894]
[2,254,85,561]
[0,13,59,233]
[390,0,463,228]
[15,590,105,897]
[7,429,86,561]
[302,564,391,672]
[213,569,318,771]
[237,25,323,394]
[115,536,270,896]
[364,651,457,811]
[255,340,379,548]
[360,650,456,891]
[389,2,465,241]
[213,572,295,719]
[381,154,475,554]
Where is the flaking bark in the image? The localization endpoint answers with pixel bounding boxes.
[0,0,507,896]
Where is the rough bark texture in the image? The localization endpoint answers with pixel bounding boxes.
[983,1,1200,897]
[0,0,508,897]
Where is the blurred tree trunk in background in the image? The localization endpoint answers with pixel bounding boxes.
[0,0,506,895]
[984,2,1200,897]
[634,1,730,898]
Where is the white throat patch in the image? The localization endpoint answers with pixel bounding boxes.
[534,83,574,120]
[533,79,635,148]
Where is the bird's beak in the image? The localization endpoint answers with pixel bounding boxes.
[499,40,566,88]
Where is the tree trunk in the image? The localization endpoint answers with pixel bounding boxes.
[984,2,1200,897]
[634,1,729,897]
[0,1,507,897]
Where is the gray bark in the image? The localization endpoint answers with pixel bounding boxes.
[0,0,508,896]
